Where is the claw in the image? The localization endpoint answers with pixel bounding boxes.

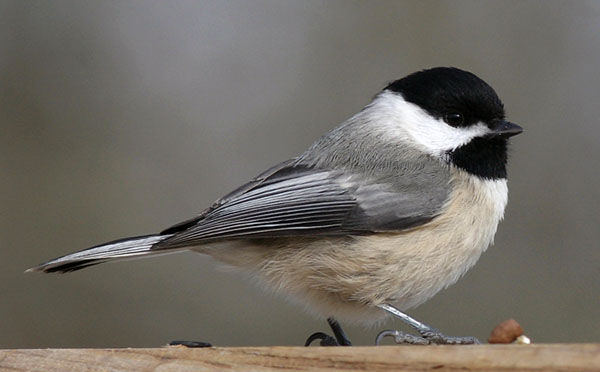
[305,332,339,346]
[432,334,481,345]
[375,329,480,345]
[305,317,353,346]
[376,330,430,345]
[376,303,481,345]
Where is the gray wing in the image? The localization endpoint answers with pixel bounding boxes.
[155,159,449,250]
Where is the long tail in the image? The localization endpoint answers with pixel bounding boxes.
[26,234,177,273]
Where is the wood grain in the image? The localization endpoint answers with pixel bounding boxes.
[1,345,599,372]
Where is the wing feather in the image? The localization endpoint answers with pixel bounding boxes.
[155,160,449,250]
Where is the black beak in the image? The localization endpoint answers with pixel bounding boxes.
[488,120,523,138]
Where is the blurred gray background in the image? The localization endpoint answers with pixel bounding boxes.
[2,0,599,348]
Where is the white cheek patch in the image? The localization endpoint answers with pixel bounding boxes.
[369,91,491,156]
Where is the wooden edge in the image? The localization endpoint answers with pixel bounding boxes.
[1,344,599,372]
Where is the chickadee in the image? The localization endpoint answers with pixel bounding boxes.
[29,67,522,346]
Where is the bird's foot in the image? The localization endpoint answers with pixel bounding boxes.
[376,329,480,345]
[305,317,352,346]
[376,303,480,345]
[169,340,212,348]
[305,332,341,346]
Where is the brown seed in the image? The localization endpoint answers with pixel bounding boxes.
[488,318,524,344]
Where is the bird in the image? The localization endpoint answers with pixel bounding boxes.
[28,67,522,346]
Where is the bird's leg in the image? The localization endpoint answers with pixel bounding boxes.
[305,317,353,346]
[375,303,480,345]
[327,318,353,346]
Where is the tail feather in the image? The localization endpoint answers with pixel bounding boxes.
[26,234,176,274]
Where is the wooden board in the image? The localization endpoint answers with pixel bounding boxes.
[1,344,599,372]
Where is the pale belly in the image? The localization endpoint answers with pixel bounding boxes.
[198,173,508,325]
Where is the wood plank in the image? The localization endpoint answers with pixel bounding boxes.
[1,345,599,372]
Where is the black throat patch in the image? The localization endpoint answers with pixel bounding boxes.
[447,137,509,180]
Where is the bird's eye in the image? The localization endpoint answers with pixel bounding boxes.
[444,113,464,127]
